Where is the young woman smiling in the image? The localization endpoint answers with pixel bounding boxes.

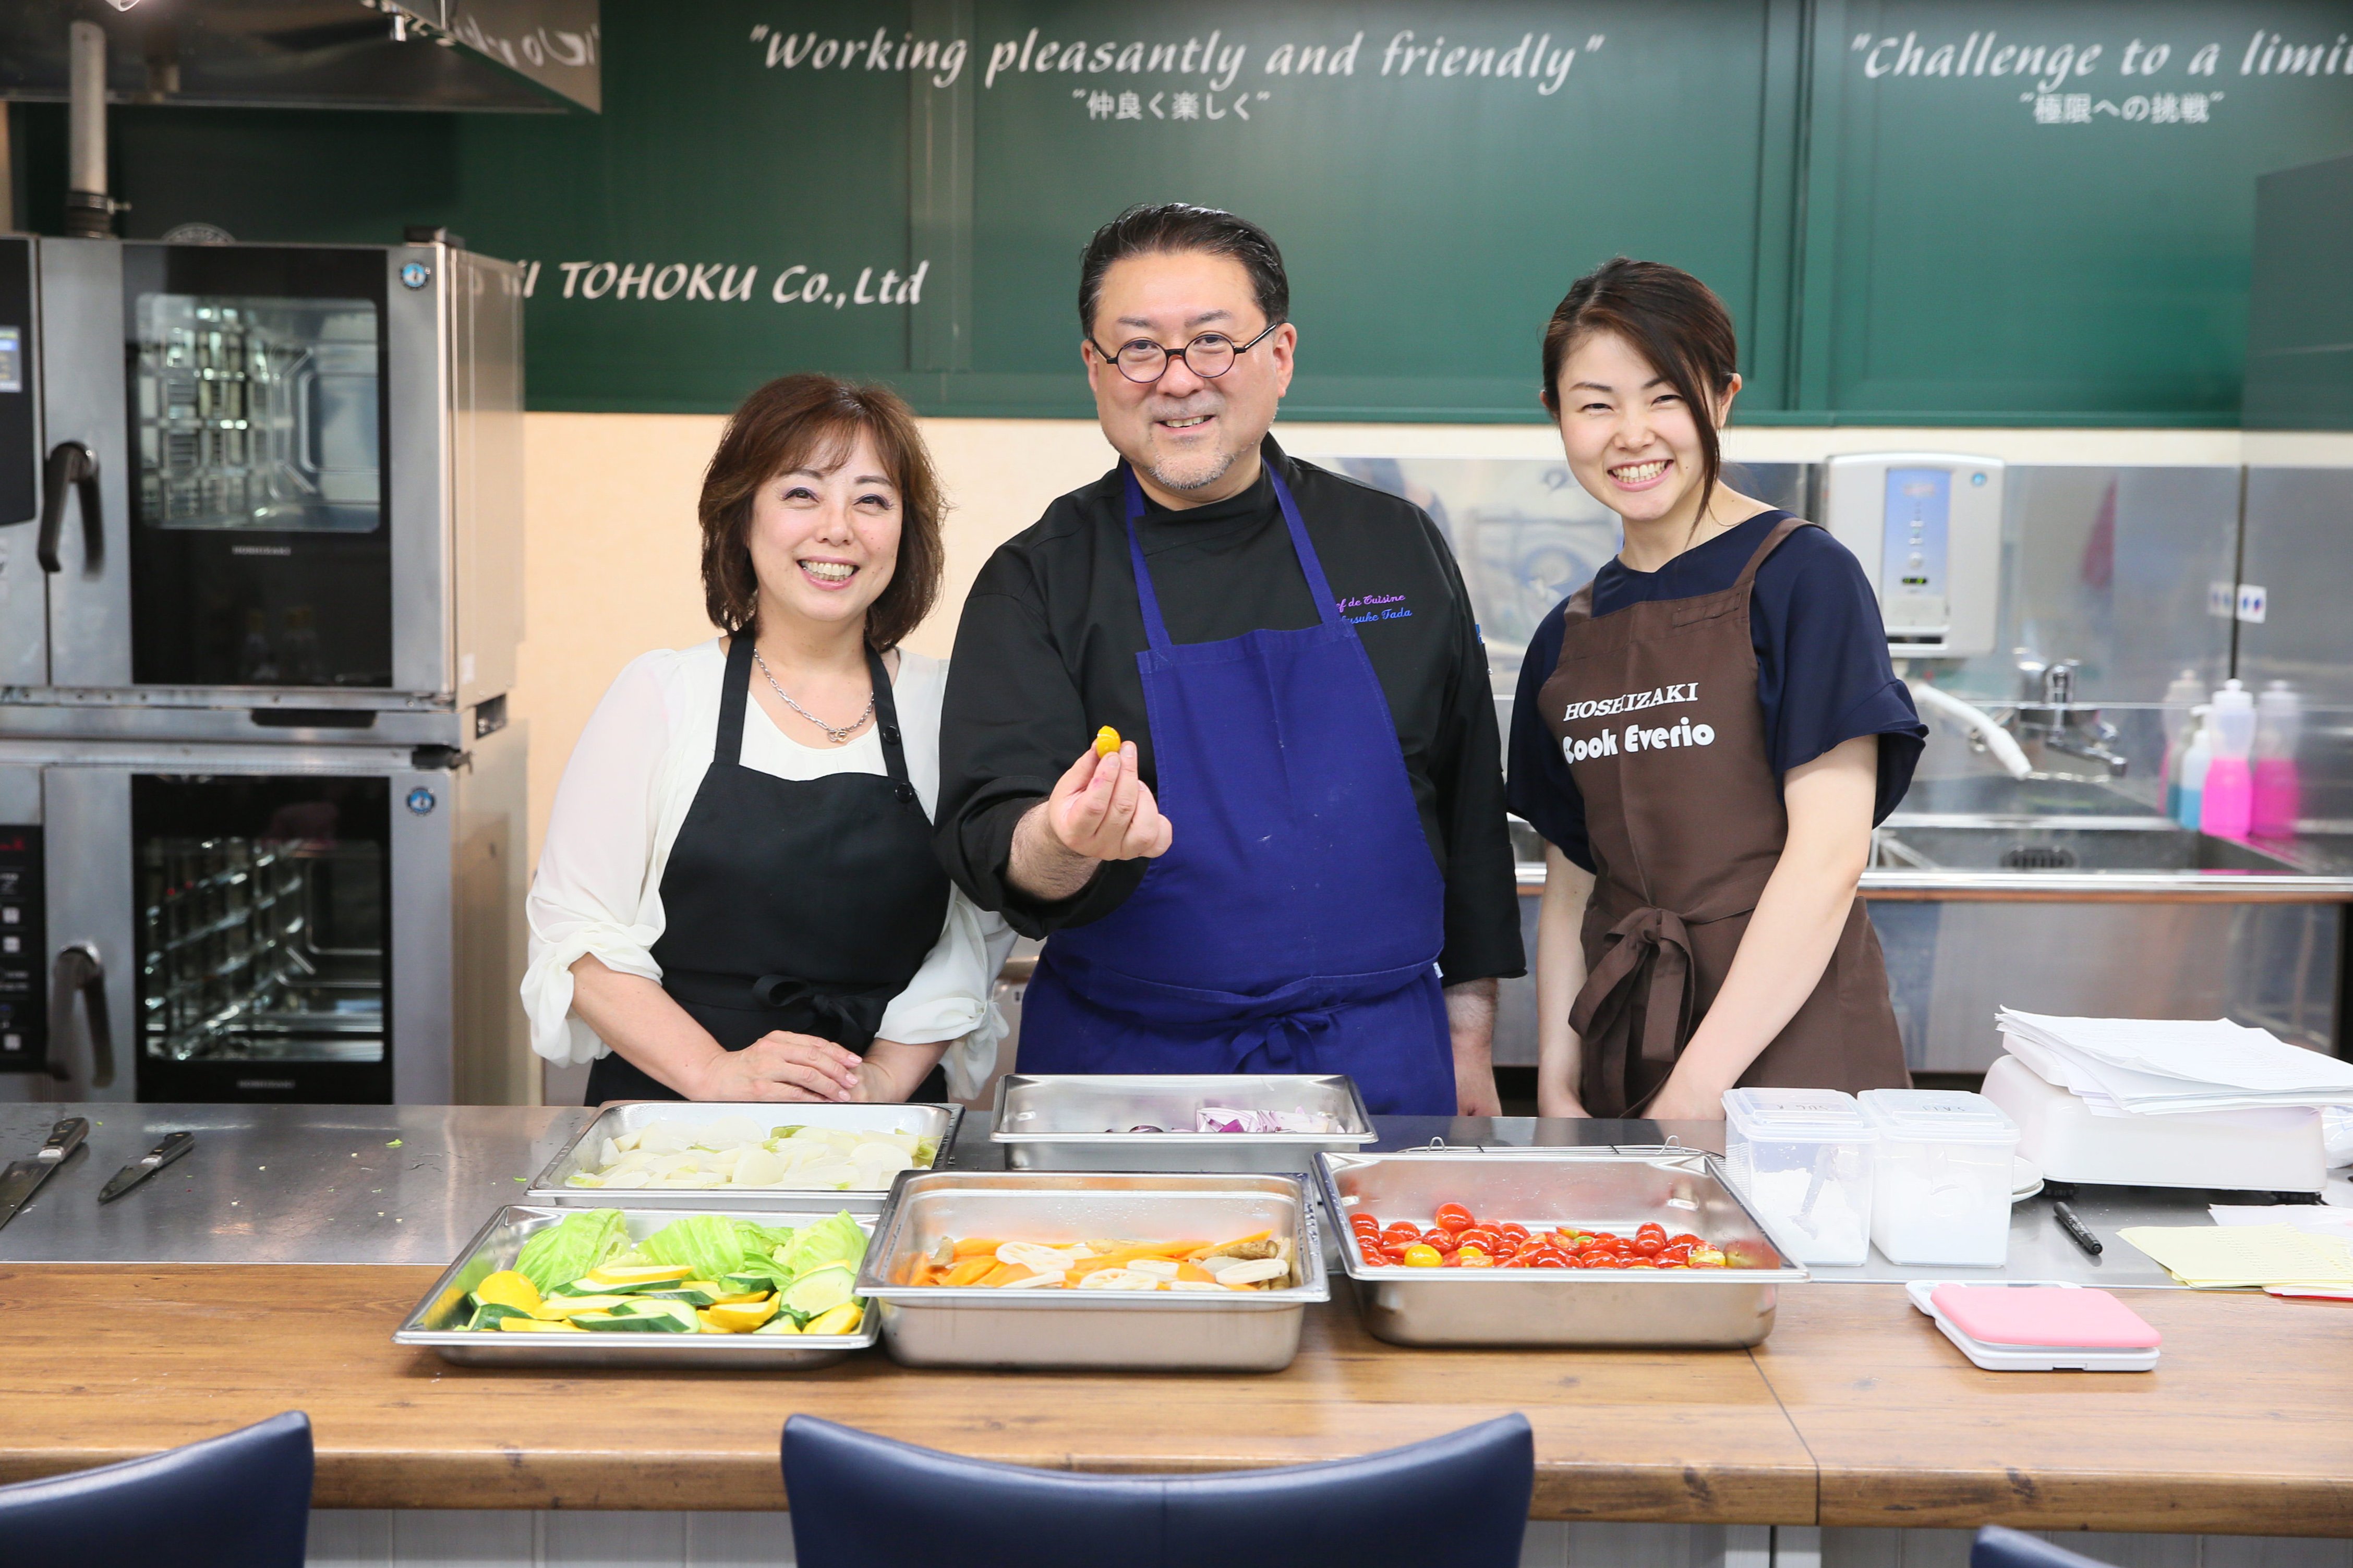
[524,374,1009,1105]
[1507,260,1925,1120]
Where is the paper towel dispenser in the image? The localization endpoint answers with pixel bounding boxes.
[1822,453,2004,659]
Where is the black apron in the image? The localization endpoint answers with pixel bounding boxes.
[584,635,955,1105]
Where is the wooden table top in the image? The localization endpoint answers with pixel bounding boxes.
[1751,1283,2353,1536]
[5,1266,2348,1534]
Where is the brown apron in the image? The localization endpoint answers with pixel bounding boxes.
[1537,516,1909,1116]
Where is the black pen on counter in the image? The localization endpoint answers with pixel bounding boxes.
[2052,1199,2104,1258]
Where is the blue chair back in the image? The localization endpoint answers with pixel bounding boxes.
[0,1411,312,1567]
[1974,1527,2116,1568]
[784,1411,1533,1568]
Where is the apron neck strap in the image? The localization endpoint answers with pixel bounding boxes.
[1732,514,1810,593]
[720,631,913,786]
[865,642,915,788]
[718,630,756,763]
[1120,452,1343,652]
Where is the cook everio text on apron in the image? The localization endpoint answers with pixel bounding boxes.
[1537,516,1909,1117]
[583,634,953,1105]
[1015,461,1457,1114]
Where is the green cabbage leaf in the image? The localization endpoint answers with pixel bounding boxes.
[514,1208,628,1293]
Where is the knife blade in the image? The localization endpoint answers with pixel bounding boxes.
[0,1116,90,1231]
[98,1130,194,1204]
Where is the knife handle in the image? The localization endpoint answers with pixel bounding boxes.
[39,1117,88,1162]
[147,1130,195,1169]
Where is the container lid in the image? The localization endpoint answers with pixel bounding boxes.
[1929,1284,2161,1350]
[1721,1086,1874,1138]
[1859,1088,2018,1143]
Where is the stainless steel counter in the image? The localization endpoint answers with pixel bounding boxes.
[0,1103,2314,1287]
[0,1103,590,1265]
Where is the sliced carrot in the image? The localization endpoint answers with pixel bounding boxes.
[1175,1261,1216,1283]
[951,1237,1003,1259]
[978,1261,1033,1287]
[1186,1229,1272,1261]
[943,1256,998,1288]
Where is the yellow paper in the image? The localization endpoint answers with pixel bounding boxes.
[2117,1223,2353,1290]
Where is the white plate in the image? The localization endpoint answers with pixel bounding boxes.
[2011,1153,2044,1203]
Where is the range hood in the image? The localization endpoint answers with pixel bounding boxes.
[0,0,599,114]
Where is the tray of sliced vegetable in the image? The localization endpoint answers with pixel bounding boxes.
[1316,1149,1809,1348]
[988,1074,1376,1172]
[393,1206,880,1367]
[856,1171,1328,1371]
[526,1101,960,1213]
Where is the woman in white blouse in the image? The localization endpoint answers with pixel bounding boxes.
[524,374,1009,1104]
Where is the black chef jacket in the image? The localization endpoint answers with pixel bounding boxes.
[936,436,1526,988]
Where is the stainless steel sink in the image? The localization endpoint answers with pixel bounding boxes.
[1873,818,2306,876]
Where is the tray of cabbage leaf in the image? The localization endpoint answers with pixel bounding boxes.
[394,1206,880,1367]
[526,1101,960,1213]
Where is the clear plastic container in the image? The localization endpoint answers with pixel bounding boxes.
[1720,1087,1877,1266]
[1859,1089,2020,1267]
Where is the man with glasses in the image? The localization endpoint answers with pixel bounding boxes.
[936,203,1522,1114]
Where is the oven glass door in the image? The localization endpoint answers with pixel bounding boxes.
[122,245,392,689]
[132,773,392,1102]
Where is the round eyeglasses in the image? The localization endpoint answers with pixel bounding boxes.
[1087,320,1282,384]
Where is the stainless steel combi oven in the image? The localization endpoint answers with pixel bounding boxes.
[0,231,521,727]
[0,729,528,1107]
[0,231,530,1106]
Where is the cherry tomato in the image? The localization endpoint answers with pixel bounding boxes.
[1659,1244,1692,1262]
[1624,1260,1658,1269]
[1350,1213,1382,1232]
[1400,1243,1443,1268]
[1381,1241,1416,1262]
[1495,1222,1530,1245]
[1669,1233,1703,1248]
[1688,1254,1727,1269]
[1634,1235,1666,1256]
[1456,1247,1494,1269]
[1499,1255,1533,1268]
[1456,1227,1502,1254]
[1531,1253,1571,1269]
[1419,1228,1459,1254]
[1440,1250,1463,1267]
[1433,1203,1476,1233]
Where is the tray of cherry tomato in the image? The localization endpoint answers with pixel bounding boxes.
[1348,1204,1732,1271]
[1313,1149,1805,1347]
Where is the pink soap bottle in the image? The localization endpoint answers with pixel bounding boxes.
[2199,679,2256,839]
[2252,680,2302,838]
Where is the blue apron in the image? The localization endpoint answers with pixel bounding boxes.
[1016,460,1456,1114]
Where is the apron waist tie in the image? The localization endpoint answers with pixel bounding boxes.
[1042,944,1435,1029]
[659,967,894,1047]
[1568,904,1705,1109]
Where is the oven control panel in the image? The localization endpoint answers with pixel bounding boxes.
[0,827,44,1073]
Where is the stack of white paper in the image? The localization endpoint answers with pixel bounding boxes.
[1996,1009,2353,1118]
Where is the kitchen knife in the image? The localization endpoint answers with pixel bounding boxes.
[0,1116,89,1231]
[98,1129,195,1204]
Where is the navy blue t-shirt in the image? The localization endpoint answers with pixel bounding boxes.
[1506,510,1927,873]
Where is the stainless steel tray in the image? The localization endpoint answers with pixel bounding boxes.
[394,1205,882,1368]
[525,1100,962,1214]
[1315,1148,1809,1348]
[856,1171,1329,1371]
[989,1074,1375,1172]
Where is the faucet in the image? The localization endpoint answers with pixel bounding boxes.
[2009,652,2129,778]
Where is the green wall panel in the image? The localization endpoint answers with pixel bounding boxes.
[10,0,2350,423]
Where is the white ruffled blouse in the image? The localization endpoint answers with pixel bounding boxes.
[522,639,1011,1100]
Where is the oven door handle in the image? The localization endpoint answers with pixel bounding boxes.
[48,941,113,1088]
[38,441,102,575]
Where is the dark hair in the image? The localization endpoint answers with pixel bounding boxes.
[1077,202,1290,338]
[1539,259,1740,524]
[697,374,944,652]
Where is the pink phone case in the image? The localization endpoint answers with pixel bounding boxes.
[1929,1285,2162,1350]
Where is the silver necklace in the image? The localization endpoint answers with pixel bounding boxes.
[751,646,874,745]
